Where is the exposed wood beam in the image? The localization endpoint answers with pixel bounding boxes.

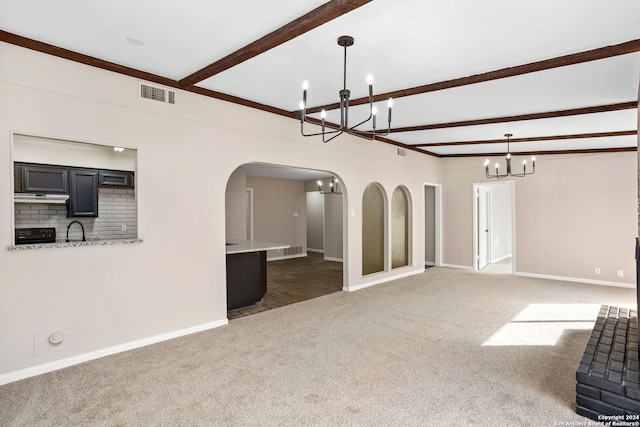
[391,102,638,133]
[439,146,636,158]
[415,130,638,147]
[0,30,299,121]
[303,39,640,114]
[4,29,632,160]
[372,135,440,157]
[178,0,372,88]
[301,115,439,156]
[188,86,296,118]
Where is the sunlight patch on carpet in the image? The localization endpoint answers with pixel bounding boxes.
[482,303,623,346]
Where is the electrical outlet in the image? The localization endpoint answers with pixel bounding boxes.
[617,270,624,278]
[121,224,127,232]
[594,267,601,275]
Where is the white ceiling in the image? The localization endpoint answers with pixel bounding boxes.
[1,0,639,158]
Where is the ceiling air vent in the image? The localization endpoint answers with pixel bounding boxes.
[140,83,175,104]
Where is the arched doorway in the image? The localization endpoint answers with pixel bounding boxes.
[225,163,347,319]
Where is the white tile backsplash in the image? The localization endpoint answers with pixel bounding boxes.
[14,188,136,242]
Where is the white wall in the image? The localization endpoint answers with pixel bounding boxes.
[14,134,136,171]
[225,167,247,240]
[442,153,636,285]
[323,193,343,261]
[245,175,306,252]
[305,191,323,252]
[0,42,439,380]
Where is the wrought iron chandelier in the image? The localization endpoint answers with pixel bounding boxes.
[299,35,393,143]
[484,134,536,179]
[317,177,342,195]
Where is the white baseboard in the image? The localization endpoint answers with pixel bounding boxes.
[324,256,343,263]
[441,263,474,270]
[425,261,436,266]
[306,248,324,254]
[345,268,424,292]
[267,253,307,262]
[438,264,633,288]
[514,271,635,289]
[0,318,228,386]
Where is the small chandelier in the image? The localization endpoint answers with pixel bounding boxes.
[299,35,393,143]
[484,134,536,179]
[318,177,342,195]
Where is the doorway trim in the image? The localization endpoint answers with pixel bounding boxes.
[472,181,515,272]
[477,185,492,270]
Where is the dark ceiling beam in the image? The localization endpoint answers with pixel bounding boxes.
[178,0,372,88]
[188,86,296,118]
[439,146,636,158]
[391,102,637,133]
[303,39,640,114]
[0,30,299,121]
[373,135,440,157]
[415,130,638,147]
[301,115,439,156]
[3,29,634,160]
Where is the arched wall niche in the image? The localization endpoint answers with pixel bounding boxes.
[362,182,387,275]
[391,186,411,269]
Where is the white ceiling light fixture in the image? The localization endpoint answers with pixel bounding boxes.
[484,134,536,179]
[299,35,393,143]
[113,147,125,152]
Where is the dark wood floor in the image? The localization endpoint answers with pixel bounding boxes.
[228,252,343,320]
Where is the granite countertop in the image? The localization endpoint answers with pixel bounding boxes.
[8,239,143,251]
[226,239,290,254]
[9,238,286,252]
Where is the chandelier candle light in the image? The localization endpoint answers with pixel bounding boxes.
[317,177,342,195]
[299,35,393,143]
[484,134,536,179]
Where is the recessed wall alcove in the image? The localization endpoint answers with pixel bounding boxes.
[362,182,386,275]
[392,186,411,269]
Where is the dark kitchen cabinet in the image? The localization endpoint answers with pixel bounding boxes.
[68,169,99,217]
[14,164,22,193]
[226,251,267,311]
[99,170,134,188]
[18,163,69,194]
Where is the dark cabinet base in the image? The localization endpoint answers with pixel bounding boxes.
[226,251,267,311]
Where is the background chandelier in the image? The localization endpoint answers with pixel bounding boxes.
[484,134,536,179]
[317,177,342,195]
[299,35,393,143]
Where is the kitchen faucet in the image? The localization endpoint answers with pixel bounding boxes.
[66,220,86,242]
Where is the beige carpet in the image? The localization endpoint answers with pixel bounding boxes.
[0,267,636,426]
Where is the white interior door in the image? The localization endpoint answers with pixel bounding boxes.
[477,186,492,269]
